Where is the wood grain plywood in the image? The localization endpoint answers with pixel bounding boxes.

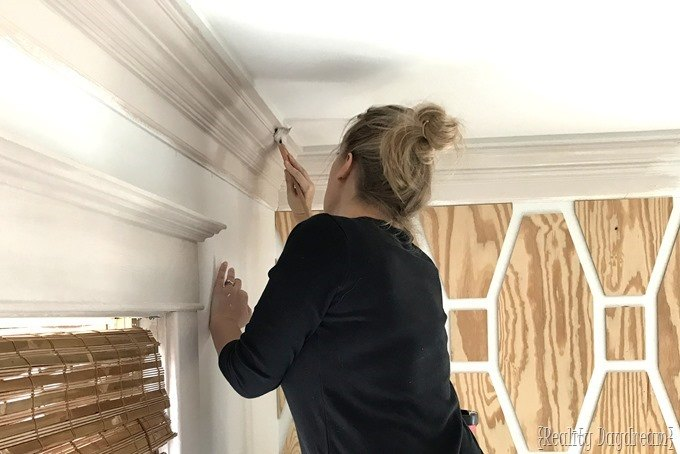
[275,210,323,244]
[498,214,594,451]
[282,423,301,454]
[575,197,673,295]
[605,306,645,361]
[420,204,512,299]
[277,387,286,418]
[587,372,671,453]
[275,211,297,244]
[449,310,488,361]
[659,226,680,425]
[451,373,516,453]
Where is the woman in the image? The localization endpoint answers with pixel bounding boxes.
[209,103,484,453]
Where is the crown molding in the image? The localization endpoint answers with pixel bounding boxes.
[285,130,680,208]
[0,135,226,242]
[0,0,295,209]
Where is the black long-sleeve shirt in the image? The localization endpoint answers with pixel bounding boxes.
[219,213,483,453]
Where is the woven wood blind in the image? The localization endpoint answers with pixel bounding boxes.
[0,328,176,453]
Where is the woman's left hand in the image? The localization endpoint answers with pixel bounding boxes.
[209,261,252,352]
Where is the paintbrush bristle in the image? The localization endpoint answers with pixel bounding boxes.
[274,126,292,144]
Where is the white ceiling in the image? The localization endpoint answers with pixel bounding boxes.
[188,0,680,147]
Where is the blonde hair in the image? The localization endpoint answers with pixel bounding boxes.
[340,102,462,242]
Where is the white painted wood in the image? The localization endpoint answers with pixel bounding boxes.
[162,311,201,454]
[0,135,225,242]
[285,130,680,209]
[0,0,297,209]
[0,182,200,315]
[0,301,202,318]
[0,3,284,450]
[0,134,231,316]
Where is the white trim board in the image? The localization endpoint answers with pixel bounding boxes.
[289,129,680,209]
[0,135,222,316]
[0,301,203,318]
[0,135,225,242]
[0,181,200,315]
[0,0,298,209]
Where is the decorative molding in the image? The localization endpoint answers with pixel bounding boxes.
[0,0,295,209]
[0,300,203,317]
[289,130,680,209]
[0,136,225,242]
[0,177,201,315]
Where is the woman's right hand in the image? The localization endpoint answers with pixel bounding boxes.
[279,143,315,223]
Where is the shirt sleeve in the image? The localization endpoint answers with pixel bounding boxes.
[218,213,350,398]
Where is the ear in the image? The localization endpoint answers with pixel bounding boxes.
[337,152,354,180]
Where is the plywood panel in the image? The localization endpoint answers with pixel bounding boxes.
[420,204,512,299]
[659,226,680,424]
[575,197,673,295]
[605,306,645,360]
[499,214,594,451]
[587,372,671,453]
[275,211,298,244]
[282,423,301,454]
[275,210,324,244]
[451,373,515,453]
[277,387,286,418]
[450,310,488,361]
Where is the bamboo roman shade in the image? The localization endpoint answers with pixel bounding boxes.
[0,328,176,453]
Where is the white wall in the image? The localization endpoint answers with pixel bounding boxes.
[0,43,280,454]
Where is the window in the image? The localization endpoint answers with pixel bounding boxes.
[0,318,175,453]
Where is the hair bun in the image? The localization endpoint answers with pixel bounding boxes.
[339,102,463,237]
[415,103,462,153]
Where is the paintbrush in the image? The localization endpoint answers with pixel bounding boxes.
[274,126,292,162]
